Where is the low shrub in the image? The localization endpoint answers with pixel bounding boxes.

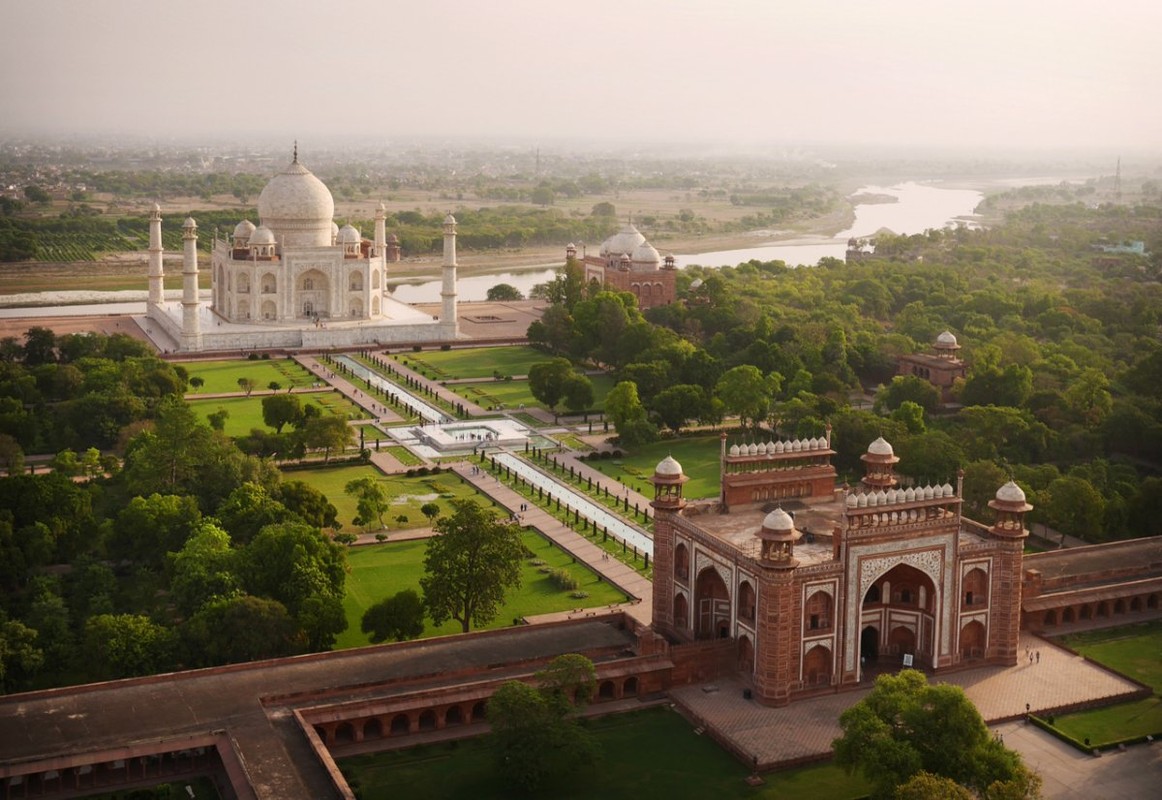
[549,568,580,591]
[570,590,590,599]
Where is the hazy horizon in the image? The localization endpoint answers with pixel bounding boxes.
[2,0,1159,156]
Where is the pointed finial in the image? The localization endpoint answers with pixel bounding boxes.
[293,140,298,163]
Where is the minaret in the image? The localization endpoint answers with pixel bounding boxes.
[441,213,458,337]
[374,202,386,257]
[147,203,164,307]
[181,217,201,350]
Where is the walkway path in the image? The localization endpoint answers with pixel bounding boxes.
[452,462,652,625]
[294,355,405,424]
[377,355,490,417]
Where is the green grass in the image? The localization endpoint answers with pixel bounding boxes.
[1047,620,1162,747]
[396,346,557,380]
[337,530,626,648]
[586,434,723,500]
[188,392,362,438]
[451,373,617,413]
[282,465,478,533]
[180,358,316,394]
[338,706,871,800]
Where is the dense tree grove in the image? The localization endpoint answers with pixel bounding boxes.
[0,332,351,692]
[532,201,1162,542]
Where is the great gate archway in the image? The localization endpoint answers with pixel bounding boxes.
[695,567,731,639]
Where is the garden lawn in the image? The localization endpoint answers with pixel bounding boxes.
[180,358,315,394]
[1047,620,1162,746]
[587,434,723,499]
[396,346,557,380]
[451,373,617,414]
[338,706,870,800]
[282,466,478,532]
[188,392,362,438]
[336,530,625,648]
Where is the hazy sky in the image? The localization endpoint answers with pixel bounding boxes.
[2,0,1159,152]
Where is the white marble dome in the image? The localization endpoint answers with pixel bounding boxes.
[248,225,276,246]
[689,278,704,290]
[600,223,647,257]
[655,455,683,477]
[257,159,335,247]
[630,241,661,270]
[233,219,256,239]
[337,224,361,245]
[996,481,1026,503]
[762,507,794,531]
[867,437,894,456]
[936,330,959,347]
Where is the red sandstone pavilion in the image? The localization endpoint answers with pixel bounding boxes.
[1,434,1160,798]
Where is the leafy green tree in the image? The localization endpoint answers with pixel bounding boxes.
[528,358,575,411]
[893,772,975,800]
[486,283,524,301]
[237,377,255,396]
[651,384,705,433]
[207,409,229,431]
[299,415,354,462]
[420,502,440,524]
[168,521,240,615]
[22,327,57,366]
[420,499,523,633]
[262,393,302,433]
[487,654,599,794]
[896,431,963,483]
[716,364,773,428]
[25,580,72,666]
[296,593,348,651]
[83,613,175,680]
[0,613,44,693]
[891,400,927,434]
[0,433,24,475]
[346,475,390,531]
[561,373,594,415]
[604,380,657,446]
[591,201,616,217]
[361,589,425,642]
[833,670,1035,799]
[961,364,1033,409]
[238,522,347,616]
[279,480,339,530]
[108,493,202,569]
[875,375,941,414]
[215,482,295,544]
[189,376,204,391]
[180,594,299,667]
[1043,475,1105,541]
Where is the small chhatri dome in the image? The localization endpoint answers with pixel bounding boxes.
[935,330,958,347]
[867,437,894,456]
[233,219,256,238]
[995,481,1026,504]
[689,278,704,290]
[337,224,361,244]
[655,455,683,477]
[248,225,276,246]
[444,213,457,225]
[377,201,386,213]
[762,507,794,532]
[183,217,197,228]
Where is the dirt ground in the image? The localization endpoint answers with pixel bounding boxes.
[0,314,151,343]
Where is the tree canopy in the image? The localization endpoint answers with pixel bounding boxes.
[833,670,1040,799]
[420,499,523,633]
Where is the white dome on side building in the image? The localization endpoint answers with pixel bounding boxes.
[655,455,683,477]
[995,481,1026,504]
[630,241,662,271]
[600,223,647,257]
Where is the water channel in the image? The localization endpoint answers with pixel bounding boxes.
[493,452,654,557]
[333,354,453,424]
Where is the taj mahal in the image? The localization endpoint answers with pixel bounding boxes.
[139,147,459,352]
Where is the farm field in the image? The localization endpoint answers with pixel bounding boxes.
[1050,620,1162,746]
[395,345,554,380]
[281,466,479,532]
[188,391,361,438]
[338,706,870,800]
[180,358,316,394]
[586,434,723,499]
[336,530,626,648]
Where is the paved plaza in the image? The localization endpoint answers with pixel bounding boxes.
[671,630,1155,796]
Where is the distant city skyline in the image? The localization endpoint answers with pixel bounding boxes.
[1,0,1159,155]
